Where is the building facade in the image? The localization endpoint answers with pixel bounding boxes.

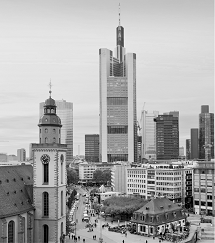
[17,148,26,162]
[111,164,128,193]
[40,99,73,163]
[154,113,179,160]
[99,21,137,163]
[186,139,191,160]
[140,110,158,161]
[126,163,192,205]
[199,105,214,161]
[190,128,198,160]
[85,134,99,162]
[130,197,186,237]
[193,161,215,216]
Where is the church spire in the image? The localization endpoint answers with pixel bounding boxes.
[119,3,121,26]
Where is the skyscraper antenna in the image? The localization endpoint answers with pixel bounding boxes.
[49,80,52,97]
[119,3,121,26]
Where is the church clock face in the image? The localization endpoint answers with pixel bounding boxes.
[60,154,64,163]
[40,154,50,164]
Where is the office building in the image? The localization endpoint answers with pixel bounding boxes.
[186,139,191,160]
[190,128,198,160]
[17,148,26,162]
[127,163,192,205]
[111,164,128,193]
[85,134,99,162]
[99,17,137,163]
[154,112,179,160]
[199,105,214,161]
[0,153,7,162]
[193,161,215,216]
[140,110,158,161]
[179,147,184,157]
[40,99,73,163]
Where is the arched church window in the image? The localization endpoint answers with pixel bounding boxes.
[8,220,15,243]
[44,163,49,183]
[43,224,49,243]
[45,128,48,133]
[61,191,63,216]
[53,137,56,143]
[43,192,49,217]
[53,129,56,133]
[45,137,48,143]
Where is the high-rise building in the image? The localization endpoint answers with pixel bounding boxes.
[0,153,7,162]
[179,147,184,156]
[186,139,191,160]
[40,99,73,163]
[17,148,26,162]
[140,110,159,161]
[199,105,214,161]
[154,112,179,160]
[190,128,198,159]
[99,18,137,162]
[85,134,99,162]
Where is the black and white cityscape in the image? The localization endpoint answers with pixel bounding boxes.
[0,1,214,243]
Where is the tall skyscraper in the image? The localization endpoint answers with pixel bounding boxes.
[17,148,26,162]
[190,128,199,159]
[40,99,73,163]
[154,112,179,160]
[85,134,99,162]
[140,110,159,160]
[99,16,137,162]
[186,139,191,160]
[199,105,214,161]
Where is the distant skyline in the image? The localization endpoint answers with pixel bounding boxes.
[0,0,214,157]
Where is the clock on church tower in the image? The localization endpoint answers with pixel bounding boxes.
[32,89,67,243]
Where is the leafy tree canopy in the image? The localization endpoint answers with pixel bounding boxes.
[67,168,78,185]
[93,169,111,185]
[101,196,148,217]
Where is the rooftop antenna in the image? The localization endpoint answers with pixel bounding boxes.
[119,3,121,26]
[49,80,52,97]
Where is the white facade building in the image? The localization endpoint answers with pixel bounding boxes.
[17,148,26,162]
[140,110,159,160]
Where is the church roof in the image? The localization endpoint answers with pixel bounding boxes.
[44,97,56,107]
[0,165,34,218]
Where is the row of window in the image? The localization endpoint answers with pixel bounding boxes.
[40,128,60,134]
[194,201,213,207]
[156,177,181,181]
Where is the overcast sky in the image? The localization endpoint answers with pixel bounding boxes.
[0,0,214,157]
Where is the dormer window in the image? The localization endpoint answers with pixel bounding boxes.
[150,216,153,222]
[166,213,169,219]
[141,215,145,221]
[156,215,159,221]
[173,212,177,218]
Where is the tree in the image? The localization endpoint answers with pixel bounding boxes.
[67,168,78,185]
[93,169,112,185]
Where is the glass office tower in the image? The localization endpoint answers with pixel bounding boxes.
[99,22,137,163]
[40,99,73,162]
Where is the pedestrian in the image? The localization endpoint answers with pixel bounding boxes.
[94,235,96,240]
[83,239,85,243]
[122,240,125,243]
[78,236,80,241]
[146,240,148,243]
[125,232,127,237]
[68,233,70,239]
[72,234,74,239]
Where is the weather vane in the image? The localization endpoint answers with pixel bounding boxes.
[49,80,52,97]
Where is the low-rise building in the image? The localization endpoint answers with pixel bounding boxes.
[130,197,187,236]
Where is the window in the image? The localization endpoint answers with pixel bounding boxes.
[45,128,48,133]
[53,137,56,143]
[61,191,63,216]
[44,164,49,183]
[61,162,63,184]
[43,224,49,243]
[45,137,48,143]
[53,129,56,133]
[43,192,49,217]
[8,220,15,243]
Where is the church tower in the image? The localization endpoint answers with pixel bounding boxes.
[32,88,67,243]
